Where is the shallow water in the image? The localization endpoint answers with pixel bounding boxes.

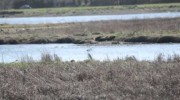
[0,12,180,24]
[0,44,180,63]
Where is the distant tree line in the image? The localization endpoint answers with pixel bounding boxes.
[0,0,179,9]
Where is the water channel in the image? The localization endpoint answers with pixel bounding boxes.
[0,43,180,63]
[0,12,180,24]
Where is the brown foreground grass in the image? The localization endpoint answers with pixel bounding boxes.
[0,18,180,44]
[0,55,180,99]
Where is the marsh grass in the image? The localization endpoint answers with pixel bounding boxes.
[0,18,179,44]
[41,53,62,64]
[0,55,180,99]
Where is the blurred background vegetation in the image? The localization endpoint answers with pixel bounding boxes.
[0,0,179,9]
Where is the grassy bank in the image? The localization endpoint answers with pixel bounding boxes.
[0,55,180,99]
[0,3,180,17]
[0,18,180,44]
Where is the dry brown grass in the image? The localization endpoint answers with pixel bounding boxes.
[0,55,180,100]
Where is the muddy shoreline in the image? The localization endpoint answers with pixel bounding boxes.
[0,36,180,45]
